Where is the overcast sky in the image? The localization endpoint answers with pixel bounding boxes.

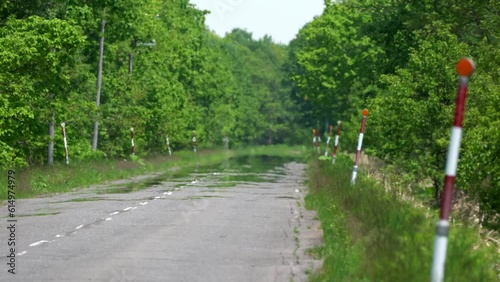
[189,0,325,44]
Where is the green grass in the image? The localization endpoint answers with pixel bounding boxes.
[305,154,498,282]
[0,144,307,201]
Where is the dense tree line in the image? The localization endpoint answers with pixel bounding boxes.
[0,1,297,167]
[3,0,498,228]
[288,0,500,228]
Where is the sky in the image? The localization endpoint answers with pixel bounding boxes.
[189,0,325,44]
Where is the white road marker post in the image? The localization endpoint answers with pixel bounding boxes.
[192,130,197,153]
[351,109,368,185]
[332,120,342,164]
[130,128,135,155]
[61,123,69,165]
[431,58,475,282]
[324,125,333,157]
[166,134,172,156]
[312,129,316,152]
[316,130,322,154]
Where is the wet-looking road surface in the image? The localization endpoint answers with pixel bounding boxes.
[1,156,322,282]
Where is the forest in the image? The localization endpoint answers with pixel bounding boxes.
[0,0,298,167]
[288,0,500,230]
[1,0,499,230]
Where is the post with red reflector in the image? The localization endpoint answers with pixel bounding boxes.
[332,120,342,164]
[61,123,69,165]
[431,58,475,282]
[316,130,321,154]
[351,109,368,184]
[312,129,317,153]
[130,128,135,155]
[324,125,333,157]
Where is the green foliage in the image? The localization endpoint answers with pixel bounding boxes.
[288,2,382,126]
[289,0,500,229]
[0,1,298,169]
[0,15,85,167]
[458,41,500,229]
[306,158,365,281]
[369,23,470,190]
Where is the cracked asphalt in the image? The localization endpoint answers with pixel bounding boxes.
[1,158,322,282]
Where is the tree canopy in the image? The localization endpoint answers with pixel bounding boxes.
[2,0,499,229]
[0,0,297,167]
[288,0,500,228]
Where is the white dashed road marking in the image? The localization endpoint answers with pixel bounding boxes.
[27,200,151,252]
[30,240,49,247]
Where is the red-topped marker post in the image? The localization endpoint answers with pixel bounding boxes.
[312,129,316,149]
[316,130,322,154]
[431,58,475,282]
[312,129,319,153]
[324,125,333,157]
[332,120,342,164]
[351,109,368,184]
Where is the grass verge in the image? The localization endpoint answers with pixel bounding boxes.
[0,144,307,201]
[306,154,498,281]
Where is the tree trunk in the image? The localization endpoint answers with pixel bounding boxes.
[92,8,106,151]
[48,112,55,165]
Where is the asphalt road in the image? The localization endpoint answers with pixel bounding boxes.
[1,160,322,282]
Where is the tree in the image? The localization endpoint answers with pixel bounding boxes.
[0,16,85,166]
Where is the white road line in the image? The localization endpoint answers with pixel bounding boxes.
[105,218,113,221]
[29,240,49,247]
[123,207,133,211]
[75,224,84,230]
[164,191,173,196]
[139,202,148,205]
[110,212,120,216]
[130,207,137,211]
[55,234,64,238]
[17,251,27,256]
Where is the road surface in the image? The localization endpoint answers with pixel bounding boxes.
[1,159,322,282]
